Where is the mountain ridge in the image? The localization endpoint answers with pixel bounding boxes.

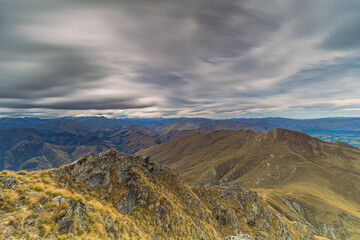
[3,116,360,171]
[0,150,321,239]
[139,128,360,239]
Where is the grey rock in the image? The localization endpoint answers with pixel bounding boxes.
[225,233,254,240]
[322,223,336,239]
[117,190,137,215]
[99,149,117,166]
[108,183,113,195]
[137,187,149,207]
[85,170,110,189]
[57,217,73,234]
[67,198,75,208]
[197,226,207,240]
[146,162,162,174]
[225,211,232,225]
[246,213,256,226]
[73,202,84,216]
[252,204,262,218]
[127,155,143,165]
[51,196,63,204]
[78,221,87,230]
[216,202,230,225]
[116,170,133,185]
[157,206,166,219]
[75,168,91,183]
[264,222,270,231]
[196,210,201,220]
[4,177,17,189]
[233,219,240,234]
[142,155,150,164]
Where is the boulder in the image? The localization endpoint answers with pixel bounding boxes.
[57,217,73,234]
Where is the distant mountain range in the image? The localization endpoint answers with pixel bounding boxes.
[2,116,360,171]
[3,116,360,132]
[1,117,360,239]
[139,129,360,239]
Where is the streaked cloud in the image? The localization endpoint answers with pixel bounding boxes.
[0,0,360,118]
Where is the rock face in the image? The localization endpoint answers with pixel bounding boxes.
[225,233,254,240]
[3,177,17,189]
[49,150,318,239]
[0,150,320,239]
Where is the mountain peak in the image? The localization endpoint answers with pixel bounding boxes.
[34,119,91,134]
[266,128,315,141]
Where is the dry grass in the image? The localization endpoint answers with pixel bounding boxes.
[0,152,325,240]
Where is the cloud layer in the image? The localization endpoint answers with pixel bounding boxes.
[1,0,360,118]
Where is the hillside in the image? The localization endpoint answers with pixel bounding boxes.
[99,125,158,155]
[0,141,108,171]
[33,119,94,135]
[0,126,109,171]
[0,150,321,239]
[0,119,266,171]
[139,129,360,239]
[0,123,158,171]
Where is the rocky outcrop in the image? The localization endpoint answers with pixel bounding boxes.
[0,150,322,239]
[225,233,254,240]
[50,150,318,239]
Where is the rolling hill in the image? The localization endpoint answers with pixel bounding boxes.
[139,129,360,239]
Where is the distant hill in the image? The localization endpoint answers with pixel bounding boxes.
[33,119,94,135]
[3,116,360,171]
[0,140,108,171]
[98,125,158,154]
[0,150,321,239]
[139,129,360,239]
[0,118,268,171]
[3,116,360,132]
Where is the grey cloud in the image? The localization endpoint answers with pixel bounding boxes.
[0,49,107,100]
[284,55,360,90]
[0,3,109,100]
[321,16,360,50]
[2,97,154,110]
[1,0,360,118]
[134,68,186,87]
[103,0,283,70]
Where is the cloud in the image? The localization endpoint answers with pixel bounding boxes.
[2,97,154,110]
[321,16,360,50]
[1,0,360,118]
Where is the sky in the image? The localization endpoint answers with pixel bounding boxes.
[1,0,360,119]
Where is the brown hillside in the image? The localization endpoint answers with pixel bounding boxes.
[138,129,360,239]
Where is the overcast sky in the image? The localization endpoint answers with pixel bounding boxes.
[1,0,360,118]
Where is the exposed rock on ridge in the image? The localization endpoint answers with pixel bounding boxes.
[0,150,319,239]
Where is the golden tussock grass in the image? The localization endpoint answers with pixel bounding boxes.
[4,190,19,202]
[33,183,45,192]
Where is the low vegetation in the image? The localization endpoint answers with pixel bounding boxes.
[139,128,360,239]
[0,150,325,239]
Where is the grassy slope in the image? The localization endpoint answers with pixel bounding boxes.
[0,151,319,240]
[139,128,360,239]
